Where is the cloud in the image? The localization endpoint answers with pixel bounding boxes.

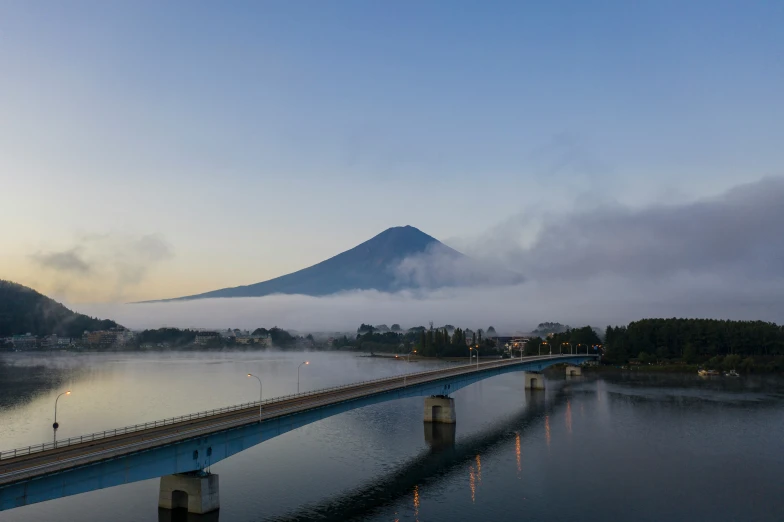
[473,176,784,282]
[392,243,524,289]
[29,233,173,301]
[80,272,784,335]
[30,248,91,273]
[78,177,784,331]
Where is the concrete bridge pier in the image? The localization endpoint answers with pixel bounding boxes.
[565,365,582,377]
[424,395,456,424]
[159,471,219,515]
[424,422,456,450]
[524,372,545,390]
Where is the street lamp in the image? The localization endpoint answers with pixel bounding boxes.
[247,373,262,418]
[53,390,70,445]
[470,346,479,368]
[562,342,573,355]
[406,349,417,362]
[542,341,551,356]
[297,361,309,394]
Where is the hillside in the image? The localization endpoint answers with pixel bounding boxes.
[0,280,121,337]
[149,225,523,301]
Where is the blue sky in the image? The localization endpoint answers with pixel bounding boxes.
[1,1,783,302]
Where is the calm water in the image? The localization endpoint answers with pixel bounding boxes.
[0,351,782,522]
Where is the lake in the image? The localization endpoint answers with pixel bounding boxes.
[0,351,782,522]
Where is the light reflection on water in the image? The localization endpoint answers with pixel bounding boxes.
[0,352,783,522]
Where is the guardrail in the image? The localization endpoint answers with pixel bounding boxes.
[0,354,591,460]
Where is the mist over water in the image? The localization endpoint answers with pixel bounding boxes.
[1,351,782,522]
[81,274,784,334]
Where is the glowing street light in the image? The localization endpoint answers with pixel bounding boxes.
[470,346,480,368]
[247,373,262,418]
[297,361,309,394]
[541,341,551,356]
[562,342,573,355]
[53,390,70,446]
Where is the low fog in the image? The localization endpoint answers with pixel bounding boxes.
[80,178,784,333]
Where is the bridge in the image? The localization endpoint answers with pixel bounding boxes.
[0,354,595,514]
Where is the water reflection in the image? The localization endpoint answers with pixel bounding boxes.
[271,391,565,521]
[515,432,521,476]
[158,508,219,522]
[412,485,419,521]
[468,464,476,503]
[0,358,80,409]
[565,400,572,434]
[544,415,551,449]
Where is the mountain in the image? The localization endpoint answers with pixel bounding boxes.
[0,280,121,337]
[150,225,523,301]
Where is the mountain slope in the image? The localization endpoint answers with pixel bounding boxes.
[0,280,121,337]
[153,225,522,301]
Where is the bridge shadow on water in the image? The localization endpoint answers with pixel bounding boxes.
[266,387,569,522]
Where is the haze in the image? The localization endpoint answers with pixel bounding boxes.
[1,1,783,329]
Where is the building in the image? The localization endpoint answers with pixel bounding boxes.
[40,335,59,350]
[86,330,119,349]
[195,331,221,346]
[236,335,270,346]
[11,334,38,350]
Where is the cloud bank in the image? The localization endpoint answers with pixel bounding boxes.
[30,233,173,301]
[80,177,784,333]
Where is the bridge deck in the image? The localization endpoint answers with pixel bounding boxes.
[0,354,591,487]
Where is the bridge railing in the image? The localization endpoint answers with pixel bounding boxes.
[0,354,591,460]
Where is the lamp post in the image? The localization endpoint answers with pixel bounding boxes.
[297,361,309,394]
[470,346,479,368]
[562,342,573,355]
[542,341,551,356]
[53,390,70,446]
[247,373,262,418]
[406,349,417,362]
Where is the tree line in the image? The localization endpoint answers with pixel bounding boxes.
[602,318,784,371]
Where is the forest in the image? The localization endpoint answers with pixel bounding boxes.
[601,318,784,371]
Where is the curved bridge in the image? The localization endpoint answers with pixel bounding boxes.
[0,354,595,512]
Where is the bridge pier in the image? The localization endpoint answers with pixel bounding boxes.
[524,372,545,390]
[424,422,456,450]
[159,472,219,515]
[424,395,456,424]
[565,365,582,377]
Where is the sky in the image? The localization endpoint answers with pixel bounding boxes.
[1,1,783,328]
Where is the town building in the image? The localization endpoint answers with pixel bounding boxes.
[11,334,38,350]
[195,331,221,346]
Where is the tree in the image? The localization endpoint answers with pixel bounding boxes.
[723,354,741,370]
[357,323,375,335]
[683,343,698,364]
[391,324,402,333]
